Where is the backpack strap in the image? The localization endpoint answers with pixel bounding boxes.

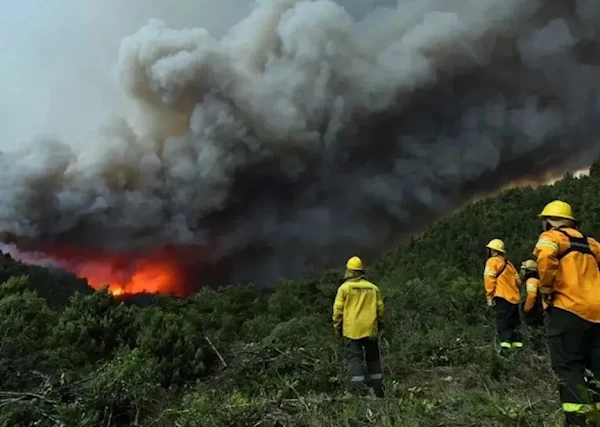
[554,228,594,260]
[496,260,508,278]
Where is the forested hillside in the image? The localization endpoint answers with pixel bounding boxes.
[3,161,600,426]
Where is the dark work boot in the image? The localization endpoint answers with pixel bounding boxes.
[564,412,590,426]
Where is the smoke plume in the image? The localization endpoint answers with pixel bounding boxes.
[1,0,600,288]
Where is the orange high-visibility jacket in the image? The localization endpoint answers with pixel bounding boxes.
[523,277,548,312]
[332,277,384,340]
[484,256,521,304]
[533,227,600,322]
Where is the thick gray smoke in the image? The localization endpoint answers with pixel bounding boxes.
[1,0,600,287]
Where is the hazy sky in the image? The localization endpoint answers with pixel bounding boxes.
[0,0,253,148]
[0,0,398,149]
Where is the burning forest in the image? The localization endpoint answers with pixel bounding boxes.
[2,0,600,296]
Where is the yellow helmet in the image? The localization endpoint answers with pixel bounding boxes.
[538,200,575,220]
[521,259,537,270]
[486,238,505,253]
[346,256,364,271]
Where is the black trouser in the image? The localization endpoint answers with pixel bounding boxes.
[343,336,384,397]
[524,312,545,327]
[547,308,600,426]
[494,297,522,349]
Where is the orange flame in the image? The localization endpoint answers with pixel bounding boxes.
[0,243,193,297]
[66,252,183,296]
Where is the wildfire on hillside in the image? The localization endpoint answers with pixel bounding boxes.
[61,250,183,296]
[0,168,591,297]
[0,243,211,297]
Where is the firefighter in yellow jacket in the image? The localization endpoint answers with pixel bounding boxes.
[534,200,600,426]
[519,259,547,351]
[484,239,523,352]
[520,259,546,326]
[333,256,385,397]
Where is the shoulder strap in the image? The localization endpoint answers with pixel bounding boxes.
[496,260,508,278]
[555,228,577,239]
[554,228,594,260]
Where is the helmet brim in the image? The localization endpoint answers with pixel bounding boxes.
[538,213,577,221]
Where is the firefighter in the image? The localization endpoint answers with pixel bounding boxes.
[520,259,545,326]
[484,238,523,352]
[534,200,600,426]
[332,256,385,398]
[519,259,546,350]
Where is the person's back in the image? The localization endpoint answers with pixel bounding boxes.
[332,256,385,398]
[536,226,600,322]
[485,255,520,304]
[336,277,382,339]
[534,200,600,426]
[483,238,523,351]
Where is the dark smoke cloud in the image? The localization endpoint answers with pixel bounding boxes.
[1,0,600,286]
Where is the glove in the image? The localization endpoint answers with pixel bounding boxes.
[487,298,495,307]
[334,325,342,337]
[377,320,385,332]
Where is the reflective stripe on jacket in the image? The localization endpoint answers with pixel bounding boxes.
[484,255,521,304]
[332,277,384,339]
[523,277,547,312]
[533,227,600,322]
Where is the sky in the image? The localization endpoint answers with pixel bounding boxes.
[0,0,252,149]
[0,0,397,150]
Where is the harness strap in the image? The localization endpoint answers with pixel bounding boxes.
[496,260,507,278]
[554,228,594,260]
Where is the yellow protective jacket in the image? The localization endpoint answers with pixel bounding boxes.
[332,277,384,340]
[523,277,548,312]
[533,227,600,322]
[484,255,521,304]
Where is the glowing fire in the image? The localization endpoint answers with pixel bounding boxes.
[0,244,188,297]
[66,252,182,296]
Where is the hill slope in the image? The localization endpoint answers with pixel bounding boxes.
[0,252,93,308]
[4,162,600,426]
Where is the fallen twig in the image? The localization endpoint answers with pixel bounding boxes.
[0,390,57,403]
[205,335,228,368]
[149,408,190,426]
